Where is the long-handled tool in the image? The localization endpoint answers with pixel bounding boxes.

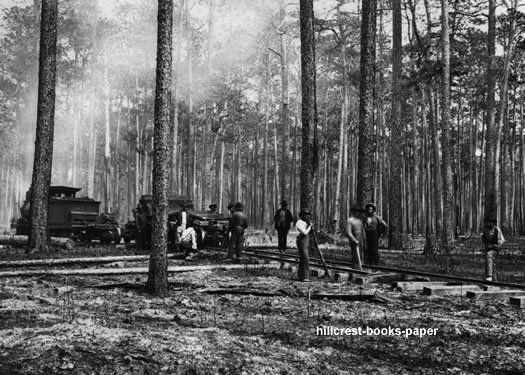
[354,245,363,271]
[310,229,331,276]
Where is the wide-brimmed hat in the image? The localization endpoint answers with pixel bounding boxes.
[365,203,376,212]
[350,203,364,213]
[299,208,311,216]
[209,204,217,209]
[234,202,244,210]
[280,200,288,206]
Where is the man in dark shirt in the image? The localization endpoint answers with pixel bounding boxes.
[227,202,249,261]
[274,200,294,253]
[207,204,217,215]
[481,220,505,281]
[363,203,388,265]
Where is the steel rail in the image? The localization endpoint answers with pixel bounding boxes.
[244,250,371,275]
[244,247,525,290]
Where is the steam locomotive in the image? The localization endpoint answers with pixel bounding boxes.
[15,186,121,244]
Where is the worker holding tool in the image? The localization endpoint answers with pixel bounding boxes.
[345,204,366,270]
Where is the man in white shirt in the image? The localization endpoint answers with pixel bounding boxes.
[180,226,198,251]
[296,209,313,282]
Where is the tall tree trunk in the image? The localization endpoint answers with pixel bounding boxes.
[278,6,290,202]
[356,0,377,206]
[147,0,173,296]
[72,88,78,187]
[273,107,280,202]
[495,0,518,229]
[103,50,111,213]
[219,140,225,212]
[171,0,184,195]
[333,10,349,232]
[428,86,443,236]
[299,0,318,212]
[135,74,141,206]
[519,83,525,235]
[87,0,98,198]
[28,0,57,253]
[203,0,215,204]
[440,0,454,253]
[262,57,270,225]
[483,0,498,226]
[389,0,403,249]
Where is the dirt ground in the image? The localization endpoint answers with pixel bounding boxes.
[0,242,524,374]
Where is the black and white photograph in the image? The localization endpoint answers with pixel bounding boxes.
[0,0,524,373]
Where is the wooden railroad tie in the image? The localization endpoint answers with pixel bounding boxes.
[509,296,525,309]
[423,284,487,296]
[393,281,457,292]
[466,290,525,301]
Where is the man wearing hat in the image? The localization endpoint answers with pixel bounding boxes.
[274,200,294,253]
[363,203,388,265]
[208,204,218,215]
[222,203,236,250]
[481,219,505,281]
[296,209,313,281]
[345,204,366,270]
[227,202,249,261]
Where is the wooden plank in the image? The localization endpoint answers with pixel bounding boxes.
[509,296,525,308]
[466,290,525,301]
[394,281,455,292]
[423,284,484,296]
[0,263,280,278]
[402,275,431,282]
[354,273,404,285]
[334,273,351,282]
[311,293,395,304]
[0,255,182,268]
[0,234,74,250]
[200,288,283,297]
[311,293,375,302]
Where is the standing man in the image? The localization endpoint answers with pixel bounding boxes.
[274,200,294,253]
[223,202,236,249]
[345,204,366,270]
[227,202,249,261]
[481,220,505,281]
[296,209,313,282]
[363,203,388,265]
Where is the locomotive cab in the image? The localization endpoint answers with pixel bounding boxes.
[15,186,120,244]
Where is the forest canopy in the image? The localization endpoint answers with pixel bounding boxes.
[0,0,524,239]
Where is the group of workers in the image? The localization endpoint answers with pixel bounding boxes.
[173,201,248,262]
[171,198,503,282]
[274,200,388,282]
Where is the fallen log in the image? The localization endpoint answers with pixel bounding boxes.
[0,254,180,268]
[0,234,74,250]
[0,263,280,278]
[311,293,395,304]
[200,288,283,297]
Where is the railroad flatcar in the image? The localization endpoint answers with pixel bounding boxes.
[15,186,121,244]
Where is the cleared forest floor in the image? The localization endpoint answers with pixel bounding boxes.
[0,242,524,374]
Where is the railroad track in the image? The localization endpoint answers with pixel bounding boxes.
[242,247,525,291]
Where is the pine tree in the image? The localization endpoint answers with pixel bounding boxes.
[28,0,58,254]
[147,0,173,296]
